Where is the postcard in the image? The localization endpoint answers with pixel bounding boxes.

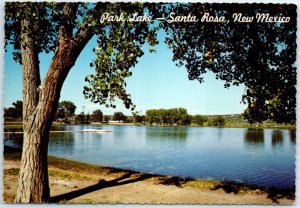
[2,0,297,205]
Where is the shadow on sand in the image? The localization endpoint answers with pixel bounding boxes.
[50,173,152,203]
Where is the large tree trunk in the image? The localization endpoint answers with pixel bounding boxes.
[15,19,50,203]
[15,9,93,202]
[15,115,51,202]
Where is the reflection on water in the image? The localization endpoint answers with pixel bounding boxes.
[145,127,188,149]
[271,130,283,150]
[290,129,296,144]
[146,127,188,139]
[50,132,75,144]
[3,126,24,148]
[217,127,223,139]
[244,129,264,151]
[4,133,23,148]
[3,125,296,190]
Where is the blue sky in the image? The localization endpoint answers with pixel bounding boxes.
[4,31,247,116]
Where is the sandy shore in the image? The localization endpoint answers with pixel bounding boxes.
[2,157,295,205]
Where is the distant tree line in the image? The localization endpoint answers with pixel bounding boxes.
[4,100,23,121]
[144,108,226,126]
[3,101,225,126]
[7,100,286,127]
[145,108,191,125]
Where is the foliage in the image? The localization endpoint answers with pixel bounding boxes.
[86,113,90,123]
[243,106,264,126]
[191,115,208,126]
[163,3,296,124]
[125,116,134,123]
[56,101,76,122]
[103,115,110,123]
[112,112,127,122]
[208,115,225,127]
[145,108,191,125]
[134,115,144,123]
[75,112,90,124]
[4,100,23,120]
[91,109,103,122]
[82,3,160,111]
[5,2,61,63]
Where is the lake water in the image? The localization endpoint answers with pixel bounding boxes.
[4,125,296,189]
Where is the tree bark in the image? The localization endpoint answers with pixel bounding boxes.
[15,19,49,203]
[15,9,94,202]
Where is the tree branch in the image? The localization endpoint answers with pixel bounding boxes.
[38,2,108,123]
[59,3,79,40]
[68,1,110,62]
[71,2,105,47]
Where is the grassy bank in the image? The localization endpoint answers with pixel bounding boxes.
[3,147,295,204]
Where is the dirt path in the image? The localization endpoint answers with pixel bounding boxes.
[2,160,294,205]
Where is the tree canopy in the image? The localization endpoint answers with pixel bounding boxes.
[162,3,296,124]
[92,109,103,122]
[208,115,226,127]
[146,108,191,125]
[112,111,127,122]
[56,100,76,121]
[192,115,208,126]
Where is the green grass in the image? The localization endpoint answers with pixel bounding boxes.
[183,179,266,195]
[3,150,22,161]
[48,156,129,176]
[4,168,19,176]
[81,198,96,204]
[183,179,221,190]
[3,167,98,182]
[4,119,296,130]
[48,169,100,182]
[3,150,133,176]
[4,125,23,129]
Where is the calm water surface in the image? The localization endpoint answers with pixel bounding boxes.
[5,125,296,189]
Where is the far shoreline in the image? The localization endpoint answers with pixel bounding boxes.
[4,121,296,130]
